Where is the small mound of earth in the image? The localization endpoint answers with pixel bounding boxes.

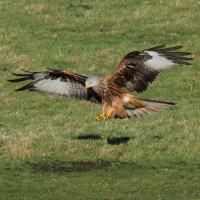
[27,160,111,173]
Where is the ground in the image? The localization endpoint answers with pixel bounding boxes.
[0,0,200,199]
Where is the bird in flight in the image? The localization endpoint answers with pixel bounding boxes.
[8,45,192,120]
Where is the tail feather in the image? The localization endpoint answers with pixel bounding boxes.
[126,99,175,118]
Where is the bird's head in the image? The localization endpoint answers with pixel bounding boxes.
[85,75,101,89]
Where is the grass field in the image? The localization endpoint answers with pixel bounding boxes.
[0,0,200,199]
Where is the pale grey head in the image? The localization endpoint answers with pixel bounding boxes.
[85,75,102,89]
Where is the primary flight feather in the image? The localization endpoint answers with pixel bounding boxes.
[8,45,193,120]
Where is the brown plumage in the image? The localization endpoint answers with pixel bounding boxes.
[8,45,193,120]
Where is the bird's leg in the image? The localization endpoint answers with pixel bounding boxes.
[96,112,107,121]
[105,110,113,119]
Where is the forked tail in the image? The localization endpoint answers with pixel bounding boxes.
[125,99,175,118]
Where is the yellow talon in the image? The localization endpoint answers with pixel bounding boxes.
[96,112,107,121]
[105,110,113,118]
[96,110,113,121]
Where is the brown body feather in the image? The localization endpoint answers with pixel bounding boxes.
[99,85,174,119]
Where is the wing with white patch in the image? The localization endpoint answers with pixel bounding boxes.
[111,45,193,93]
[8,69,101,104]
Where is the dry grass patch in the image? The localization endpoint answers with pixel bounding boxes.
[25,4,60,15]
[2,131,36,158]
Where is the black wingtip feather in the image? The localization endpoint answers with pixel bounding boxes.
[15,83,36,91]
[7,71,36,83]
[146,45,185,52]
[146,45,166,51]
[8,76,32,82]
[11,73,33,76]
[159,46,183,52]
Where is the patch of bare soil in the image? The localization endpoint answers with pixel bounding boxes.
[26,160,111,173]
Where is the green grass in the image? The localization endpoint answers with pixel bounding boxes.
[0,0,200,199]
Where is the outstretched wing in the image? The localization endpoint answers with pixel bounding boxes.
[109,45,193,93]
[8,69,101,104]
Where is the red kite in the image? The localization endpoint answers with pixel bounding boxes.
[9,45,192,120]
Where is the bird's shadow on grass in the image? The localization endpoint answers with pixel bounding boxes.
[74,134,132,145]
[74,134,102,140]
[106,137,131,145]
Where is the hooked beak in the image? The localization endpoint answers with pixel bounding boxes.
[85,83,92,89]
